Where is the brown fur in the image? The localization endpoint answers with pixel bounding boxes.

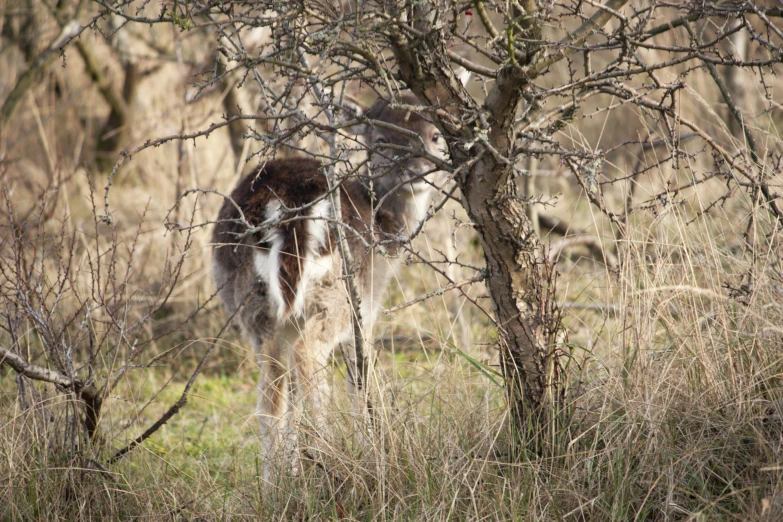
[212,157,402,315]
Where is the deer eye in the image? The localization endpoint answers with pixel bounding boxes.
[374,137,389,145]
[432,133,442,143]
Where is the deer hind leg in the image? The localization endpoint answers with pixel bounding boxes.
[230,277,294,468]
[280,318,333,449]
[255,337,292,463]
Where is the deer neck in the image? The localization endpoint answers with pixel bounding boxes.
[359,182,433,237]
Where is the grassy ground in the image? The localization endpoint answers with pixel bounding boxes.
[4,200,783,521]
[3,156,783,520]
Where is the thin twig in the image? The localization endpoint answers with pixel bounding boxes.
[109,294,244,463]
[384,273,485,314]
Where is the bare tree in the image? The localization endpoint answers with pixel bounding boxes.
[91,0,783,451]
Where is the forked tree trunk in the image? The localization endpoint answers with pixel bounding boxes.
[388,0,625,447]
[455,66,561,445]
[389,32,561,448]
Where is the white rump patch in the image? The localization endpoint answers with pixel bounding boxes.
[308,199,331,253]
[253,201,286,320]
[290,199,334,317]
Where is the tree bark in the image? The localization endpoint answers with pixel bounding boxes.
[385,0,629,445]
[462,155,558,440]
[0,345,103,439]
[388,22,559,445]
[724,20,748,139]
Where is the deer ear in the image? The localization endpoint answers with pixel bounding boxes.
[339,95,367,118]
[337,95,369,133]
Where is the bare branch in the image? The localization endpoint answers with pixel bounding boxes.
[0,345,102,438]
[384,273,485,314]
[528,0,632,78]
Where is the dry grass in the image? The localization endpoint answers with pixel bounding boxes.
[2,148,782,522]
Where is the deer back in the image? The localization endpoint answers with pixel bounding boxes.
[212,95,446,326]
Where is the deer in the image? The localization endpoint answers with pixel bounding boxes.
[211,92,448,467]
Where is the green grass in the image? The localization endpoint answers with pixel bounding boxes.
[6,309,783,521]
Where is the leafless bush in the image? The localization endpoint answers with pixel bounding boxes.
[0,171,213,512]
[85,0,783,445]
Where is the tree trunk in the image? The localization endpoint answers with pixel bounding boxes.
[461,155,560,446]
[389,6,562,448]
[724,20,748,139]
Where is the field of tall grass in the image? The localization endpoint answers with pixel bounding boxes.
[3,2,783,520]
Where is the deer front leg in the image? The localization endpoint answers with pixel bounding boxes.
[291,336,333,444]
